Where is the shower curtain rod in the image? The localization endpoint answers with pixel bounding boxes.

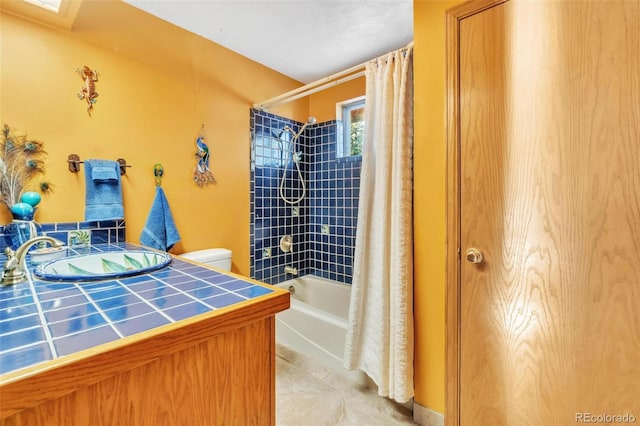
[253,41,414,111]
[254,71,365,110]
[253,63,366,111]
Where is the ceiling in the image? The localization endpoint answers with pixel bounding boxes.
[121,0,414,84]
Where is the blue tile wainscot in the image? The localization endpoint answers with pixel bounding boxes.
[0,242,290,426]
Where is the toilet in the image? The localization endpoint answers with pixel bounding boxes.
[180,248,232,271]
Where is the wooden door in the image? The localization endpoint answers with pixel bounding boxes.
[447,0,640,424]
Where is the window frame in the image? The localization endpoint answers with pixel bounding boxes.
[336,96,366,158]
[23,0,61,13]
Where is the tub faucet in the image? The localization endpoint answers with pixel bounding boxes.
[284,266,298,276]
[1,236,65,285]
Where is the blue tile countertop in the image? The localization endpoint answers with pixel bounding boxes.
[0,242,278,378]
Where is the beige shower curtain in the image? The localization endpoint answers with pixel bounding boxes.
[343,45,414,403]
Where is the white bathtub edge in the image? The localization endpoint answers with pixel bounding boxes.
[275,274,353,375]
[276,316,346,372]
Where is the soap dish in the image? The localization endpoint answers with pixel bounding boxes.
[30,246,68,264]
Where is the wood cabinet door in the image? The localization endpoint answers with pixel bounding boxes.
[449,0,640,424]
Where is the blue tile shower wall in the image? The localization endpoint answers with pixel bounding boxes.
[250,109,310,284]
[307,123,361,283]
[250,109,361,285]
[0,220,126,251]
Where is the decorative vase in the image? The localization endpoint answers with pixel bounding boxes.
[10,202,35,221]
[3,219,42,250]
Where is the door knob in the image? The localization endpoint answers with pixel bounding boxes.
[466,248,484,264]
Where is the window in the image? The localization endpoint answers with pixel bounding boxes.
[336,96,365,158]
[23,0,61,13]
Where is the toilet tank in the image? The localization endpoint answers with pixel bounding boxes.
[181,248,232,271]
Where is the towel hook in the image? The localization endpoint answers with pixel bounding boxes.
[116,158,131,176]
[154,163,164,187]
[67,154,82,173]
[67,154,132,175]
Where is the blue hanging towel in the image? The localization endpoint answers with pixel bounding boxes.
[91,166,119,183]
[140,186,180,251]
[84,159,124,221]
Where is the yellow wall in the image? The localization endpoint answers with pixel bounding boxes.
[2,0,463,415]
[308,77,366,122]
[413,0,465,414]
[0,1,308,276]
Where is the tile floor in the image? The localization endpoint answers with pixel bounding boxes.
[276,344,417,426]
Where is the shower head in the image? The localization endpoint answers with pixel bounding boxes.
[294,117,317,139]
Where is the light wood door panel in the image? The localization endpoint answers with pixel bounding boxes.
[456,1,640,424]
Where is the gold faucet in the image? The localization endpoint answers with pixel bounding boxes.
[1,236,65,285]
[284,266,298,276]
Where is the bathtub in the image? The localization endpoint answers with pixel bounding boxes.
[275,274,353,372]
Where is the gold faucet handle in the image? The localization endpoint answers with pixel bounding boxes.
[2,237,65,286]
[3,247,17,267]
[2,247,24,285]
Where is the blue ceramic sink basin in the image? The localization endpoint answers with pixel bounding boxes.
[34,250,172,282]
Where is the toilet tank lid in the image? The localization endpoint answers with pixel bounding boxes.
[181,248,232,262]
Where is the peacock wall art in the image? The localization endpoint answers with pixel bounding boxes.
[0,124,52,221]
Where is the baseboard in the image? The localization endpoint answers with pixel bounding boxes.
[413,403,444,426]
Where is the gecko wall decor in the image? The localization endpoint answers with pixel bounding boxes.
[77,66,99,117]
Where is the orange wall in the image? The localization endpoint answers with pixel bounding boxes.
[413,0,465,414]
[2,0,461,414]
[308,77,366,122]
[0,2,308,276]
